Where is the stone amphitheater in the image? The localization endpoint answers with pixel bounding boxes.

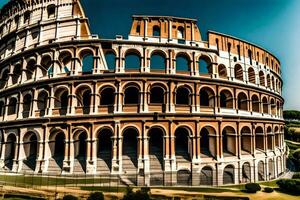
[0,0,286,186]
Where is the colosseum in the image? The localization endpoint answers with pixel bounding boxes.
[0,0,286,186]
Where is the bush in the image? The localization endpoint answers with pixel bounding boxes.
[263,187,274,193]
[245,183,261,193]
[88,192,104,200]
[277,179,300,195]
[122,187,150,200]
[63,195,78,200]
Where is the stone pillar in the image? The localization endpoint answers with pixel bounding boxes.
[46,86,54,116]
[17,93,23,119]
[68,83,75,115]
[31,88,38,118]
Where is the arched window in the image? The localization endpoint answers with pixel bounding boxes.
[220,90,233,109]
[248,67,255,84]
[234,64,243,81]
[148,127,164,172]
[222,126,236,155]
[97,128,113,171]
[47,4,56,18]
[26,59,36,80]
[152,25,160,37]
[23,94,32,118]
[255,127,264,151]
[12,64,21,84]
[54,88,69,115]
[176,54,190,72]
[271,76,275,90]
[124,86,139,105]
[259,71,265,86]
[262,97,268,114]
[100,87,115,105]
[198,56,212,74]
[218,64,227,78]
[8,97,17,115]
[177,26,184,39]
[267,74,271,88]
[150,86,165,104]
[223,165,235,184]
[150,52,166,71]
[237,92,248,111]
[270,99,276,115]
[105,52,116,70]
[176,87,190,105]
[0,69,9,89]
[58,51,72,74]
[122,128,139,169]
[267,127,273,150]
[76,86,91,114]
[251,95,259,113]
[200,87,215,107]
[40,55,52,77]
[37,91,48,117]
[0,101,4,116]
[125,51,141,70]
[175,127,190,160]
[248,49,252,65]
[241,127,251,153]
[81,52,94,74]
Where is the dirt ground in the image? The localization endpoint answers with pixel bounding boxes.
[0,185,299,200]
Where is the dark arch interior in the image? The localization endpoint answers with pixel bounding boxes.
[238,93,248,111]
[241,127,251,153]
[150,53,165,70]
[8,98,17,115]
[220,90,233,108]
[38,91,48,116]
[200,166,213,185]
[122,128,138,168]
[223,165,234,184]
[252,95,259,113]
[23,94,32,118]
[176,87,190,105]
[242,163,251,182]
[5,134,16,170]
[54,133,65,158]
[124,86,139,104]
[255,127,264,150]
[200,88,214,107]
[222,127,236,155]
[150,86,165,104]
[100,87,115,105]
[200,127,210,156]
[98,129,113,171]
[152,26,160,37]
[12,65,21,84]
[175,128,190,160]
[148,128,164,170]
[77,132,87,158]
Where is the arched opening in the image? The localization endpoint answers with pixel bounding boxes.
[54,133,65,158]
[258,161,265,181]
[248,67,256,84]
[47,4,56,18]
[81,51,94,74]
[0,101,4,117]
[105,52,116,71]
[176,86,190,105]
[148,127,164,185]
[152,25,160,37]
[150,86,165,104]
[74,131,87,173]
[198,56,212,75]
[97,128,113,172]
[274,127,279,148]
[200,166,213,185]
[22,94,32,118]
[259,71,265,86]
[175,127,191,161]
[0,69,9,89]
[277,157,282,175]
[241,127,251,154]
[54,88,68,116]
[237,92,248,111]
[125,51,141,70]
[270,99,276,115]
[271,76,275,90]
[40,55,52,77]
[12,64,21,84]
[262,97,268,114]
[222,126,236,156]
[268,159,275,180]
[218,64,227,78]
[37,91,48,117]
[267,127,273,151]
[8,97,17,115]
[223,165,235,184]
[267,74,271,88]
[122,128,138,173]
[100,87,115,106]
[124,86,140,105]
[22,132,38,171]
[234,64,243,81]
[177,170,192,186]
[150,52,166,71]
[255,127,264,151]
[242,162,251,183]
[48,131,65,172]
[200,127,212,156]
[176,54,190,72]
[76,132,87,158]
[251,95,260,113]
[58,51,72,74]
[220,90,233,109]
[5,134,16,170]
[26,59,36,80]
[200,87,215,107]
[76,86,91,114]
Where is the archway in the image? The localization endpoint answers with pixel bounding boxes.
[198,56,212,75]
[5,134,16,170]
[255,127,264,151]
[73,131,87,173]
[37,91,48,117]
[49,131,65,172]
[150,52,166,71]
[268,159,275,180]
[54,88,68,116]
[234,64,243,81]
[200,166,213,185]
[258,161,265,181]
[122,128,139,172]
[200,87,215,107]
[177,169,192,186]
[150,86,165,104]
[176,86,190,105]
[222,126,236,156]
[200,127,210,156]
[248,67,255,84]
[23,94,32,118]
[175,127,191,161]
[124,86,140,105]
[76,86,91,114]
[223,165,235,184]
[176,54,190,72]
[259,71,265,86]
[12,64,21,84]
[242,162,251,183]
[100,87,115,106]
[125,51,141,70]
[218,64,227,78]
[23,132,38,171]
[251,95,259,113]
[105,52,116,71]
[241,126,251,154]
[220,90,233,108]
[267,127,273,151]
[97,128,113,172]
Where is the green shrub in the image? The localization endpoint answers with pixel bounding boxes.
[263,187,274,193]
[276,179,300,195]
[63,195,78,200]
[88,192,104,200]
[292,172,300,179]
[122,187,150,200]
[245,183,261,193]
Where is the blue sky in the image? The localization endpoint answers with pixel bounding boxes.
[1,0,299,110]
